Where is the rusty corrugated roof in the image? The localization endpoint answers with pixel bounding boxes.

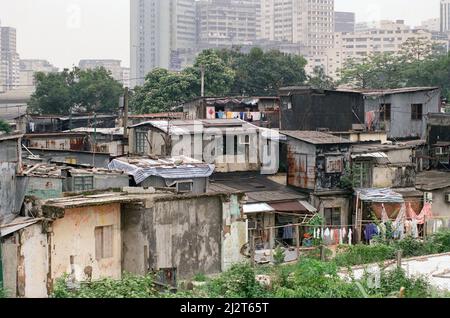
[281,131,353,145]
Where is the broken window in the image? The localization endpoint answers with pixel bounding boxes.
[379,104,391,121]
[411,104,423,120]
[95,225,113,260]
[135,130,148,154]
[325,156,344,173]
[73,176,94,191]
[324,208,341,226]
[353,161,372,188]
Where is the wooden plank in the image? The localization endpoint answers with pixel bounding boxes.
[156,225,172,269]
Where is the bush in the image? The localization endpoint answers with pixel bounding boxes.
[0,287,7,298]
[0,119,11,134]
[206,263,270,298]
[334,244,397,267]
[52,273,157,298]
[273,246,286,265]
[428,230,450,254]
[361,267,432,298]
[273,258,361,298]
[193,273,208,282]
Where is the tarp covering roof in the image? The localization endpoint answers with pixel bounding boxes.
[109,156,215,184]
[269,200,317,213]
[356,188,405,203]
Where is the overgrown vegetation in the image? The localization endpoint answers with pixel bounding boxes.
[335,230,450,267]
[52,273,157,298]
[52,231,450,299]
[0,287,7,298]
[0,119,12,133]
[205,263,269,298]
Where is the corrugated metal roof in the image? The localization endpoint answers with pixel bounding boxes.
[416,171,450,191]
[66,127,124,135]
[0,217,42,237]
[281,131,353,144]
[337,87,440,95]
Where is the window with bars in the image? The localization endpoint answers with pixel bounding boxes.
[324,207,341,226]
[95,225,113,260]
[73,176,94,192]
[411,104,423,120]
[135,131,148,154]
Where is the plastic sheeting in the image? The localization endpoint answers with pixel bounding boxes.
[356,188,405,203]
[109,158,215,185]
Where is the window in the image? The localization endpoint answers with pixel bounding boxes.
[379,104,391,121]
[324,208,341,226]
[411,104,423,120]
[73,176,94,191]
[176,180,193,193]
[353,161,372,188]
[135,130,148,154]
[95,225,113,260]
[325,156,343,173]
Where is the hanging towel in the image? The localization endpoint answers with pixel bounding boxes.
[416,202,433,225]
[411,219,419,238]
[348,229,353,246]
[339,229,343,245]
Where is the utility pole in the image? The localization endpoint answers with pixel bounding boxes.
[200,65,205,97]
[123,87,129,140]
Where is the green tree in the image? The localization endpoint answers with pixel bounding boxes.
[230,47,307,96]
[0,119,12,133]
[307,66,336,90]
[28,67,123,115]
[130,68,198,114]
[339,53,403,89]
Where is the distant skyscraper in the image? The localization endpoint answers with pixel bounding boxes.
[78,59,129,87]
[0,25,20,92]
[130,0,197,87]
[259,0,334,57]
[441,0,450,32]
[197,0,260,49]
[420,18,441,32]
[19,59,58,88]
[334,12,355,33]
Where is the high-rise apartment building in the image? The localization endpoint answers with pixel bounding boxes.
[320,20,449,80]
[130,0,197,87]
[0,26,20,92]
[441,0,450,33]
[19,59,58,88]
[78,59,130,87]
[335,11,355,33]
[260,0,334,57]
[197,0,260,49]
[420,18,441,33]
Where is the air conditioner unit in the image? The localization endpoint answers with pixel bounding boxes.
[436,147,444,155]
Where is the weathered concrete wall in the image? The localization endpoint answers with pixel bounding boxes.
[141,176,207,194]
[385,148,413,164]
[27,136,87,151]
[1,223,48,298]
[26,176,63,200]
[427,187,450,218]
[312,195,351,226]
[50,203,122,287]
[364,90,440,139]
[373,166,415,188]
[122,194,246,280]
[0,164,27,224]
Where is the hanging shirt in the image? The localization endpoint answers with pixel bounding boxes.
[364,223,379,241]
[283,225,294,239]
[348,229,353,246]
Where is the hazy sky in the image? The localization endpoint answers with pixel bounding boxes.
[0,0,442,69]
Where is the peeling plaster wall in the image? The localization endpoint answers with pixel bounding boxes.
[121,194,246,280]
[312,195,351,226]
[26,176,63,200]
[50,203,122,287]
[1,223,48,298]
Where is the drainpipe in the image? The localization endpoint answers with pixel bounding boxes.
[0,243,3,290]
